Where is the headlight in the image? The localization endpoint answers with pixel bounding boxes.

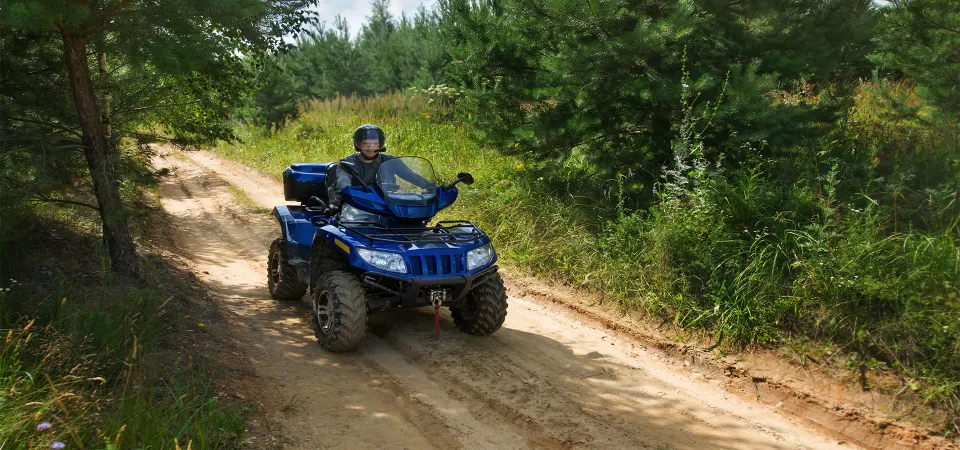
[466,243,495,270]
[357,248,408,273]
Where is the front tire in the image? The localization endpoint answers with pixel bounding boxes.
[310,237,348,294]
[452,271,508,336]
[312,271,367,352]
[268,238,307,300]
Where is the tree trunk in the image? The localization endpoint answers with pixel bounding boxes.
[61,30,139,278]
[97,52,111,139]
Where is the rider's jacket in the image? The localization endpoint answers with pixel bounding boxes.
[327,153,430,209]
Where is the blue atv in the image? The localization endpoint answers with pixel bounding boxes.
[268,156,508,352]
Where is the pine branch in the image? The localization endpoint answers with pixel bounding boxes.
[80,0,136,35]
[30,196,100,211]
[117,101,202,114]
[113,130,176,143]
[7,117,83,138]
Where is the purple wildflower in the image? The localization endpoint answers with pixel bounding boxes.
[652,185,658,194]
[36,422,52,431]
[132,384,141,391]
[52,442,66,450]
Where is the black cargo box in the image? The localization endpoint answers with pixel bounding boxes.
[283,163,334,204]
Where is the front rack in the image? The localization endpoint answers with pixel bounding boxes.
[337,220,487,245]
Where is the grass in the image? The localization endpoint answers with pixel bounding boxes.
[0,168,247,449]
[216,92,960,435]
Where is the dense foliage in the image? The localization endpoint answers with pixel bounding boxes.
[438,0,879,190]
[1,0,313,446]
[244,0,447,127]
[1,0,313,275]
[217,0,960,433]
[872,0,960,120]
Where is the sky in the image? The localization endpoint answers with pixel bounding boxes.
[306,0,438,38]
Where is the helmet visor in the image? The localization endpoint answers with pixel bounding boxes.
[354,128,384,149]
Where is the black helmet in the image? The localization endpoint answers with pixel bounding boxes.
[353,124,386,152]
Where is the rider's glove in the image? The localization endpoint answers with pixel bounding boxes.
[324,204,340,216]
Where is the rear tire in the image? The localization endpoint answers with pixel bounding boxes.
[452,271,508,336]
[268,238,307,300]
[312,271,367,352]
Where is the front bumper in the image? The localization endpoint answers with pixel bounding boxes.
[361,265,500,311]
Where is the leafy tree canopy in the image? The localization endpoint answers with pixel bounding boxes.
[1,0,315,276]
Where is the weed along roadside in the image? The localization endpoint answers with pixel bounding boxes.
[0,193,248,448]
[156,145,860,450]
[4,0,959,447]
[215,93,960,446]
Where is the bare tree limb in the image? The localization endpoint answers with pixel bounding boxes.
[31,196,100,211]
[7,117,83,138]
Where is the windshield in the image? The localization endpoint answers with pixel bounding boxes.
[376,157,437,204]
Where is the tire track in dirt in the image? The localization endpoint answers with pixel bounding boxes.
[155,149,527,449]
[154,146,855,450]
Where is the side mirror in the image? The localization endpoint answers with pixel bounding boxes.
[444,171,474,190]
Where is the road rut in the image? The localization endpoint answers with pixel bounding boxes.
[153,147,851,450]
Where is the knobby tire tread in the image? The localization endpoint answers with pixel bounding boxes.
[268,238,307,300]
[313,271,367,352]
[452,271,508,336]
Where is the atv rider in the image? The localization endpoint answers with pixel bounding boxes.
[327,124,432,222]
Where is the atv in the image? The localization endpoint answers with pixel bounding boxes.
[268,156,508,352]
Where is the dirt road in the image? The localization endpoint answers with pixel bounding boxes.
[153,147,854,450]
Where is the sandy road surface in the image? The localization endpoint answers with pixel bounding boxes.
[153,147,853,450]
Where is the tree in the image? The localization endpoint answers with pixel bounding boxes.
[438,0,879,184]
[1,0,314,277]
[871,0,960,120]
[248,57,305,127]
[241,5,448,127]
[360,0,402,93]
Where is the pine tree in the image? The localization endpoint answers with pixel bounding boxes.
[872,0,960,120]
[360,0,403,93]
[439,0,879,181]
[243,3,448,124]
[1,0,313,277]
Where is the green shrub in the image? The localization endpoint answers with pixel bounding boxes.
[216,91,960,429]
[0,201,245,449]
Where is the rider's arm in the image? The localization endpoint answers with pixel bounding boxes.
[336,163,354,190]
[327,159,358,210]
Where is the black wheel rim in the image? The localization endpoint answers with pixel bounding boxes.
[462,294,480,321]
[315,290,334,335]
[269,252,281,286]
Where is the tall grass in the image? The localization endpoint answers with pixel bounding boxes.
[216,92,960,432]
[0,188,246,448]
